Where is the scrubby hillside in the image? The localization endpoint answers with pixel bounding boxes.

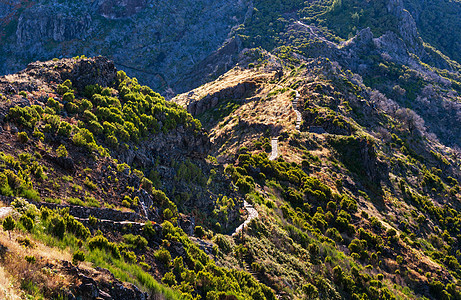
[0,57,276,299]
[173,45,461,299]
[1,1,461,299]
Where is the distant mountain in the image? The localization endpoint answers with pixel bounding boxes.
[0,0,251,94]
[2,0,461,96]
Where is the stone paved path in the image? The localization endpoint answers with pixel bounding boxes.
[232,201,259,237]
[269,137,279,161]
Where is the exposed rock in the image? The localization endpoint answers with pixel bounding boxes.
[0,0,252,94]
[3,84,16,94]
[0,243,7,258]
[179,214,195,236]
[61,261,148,300]
[186,80,258,116]
[98,0,147,19]
[16,6,92,45]
[54,156,76,172]
[64,57,117,92]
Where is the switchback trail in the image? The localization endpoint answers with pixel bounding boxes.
[295,21,338,48]
[268,85,302,162]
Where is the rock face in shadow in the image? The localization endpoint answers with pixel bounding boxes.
[16,7,92,45]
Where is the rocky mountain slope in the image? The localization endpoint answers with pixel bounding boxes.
[0,57,278,299]
[1,0,461,299]
[0,0,251,94]
[172,44,461,299]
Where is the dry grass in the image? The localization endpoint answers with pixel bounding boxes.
[0,229,73,298]
[0,266,21,300]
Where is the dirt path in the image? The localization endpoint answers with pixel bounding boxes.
[73,216,147,226]
[292,89,302,130]
[232,201,259,237]
[296,21,338,48]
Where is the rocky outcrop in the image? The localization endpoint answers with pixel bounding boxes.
[61,261,149,300]
[118,126,211,168]
[0,57,117,94]
[187,80,258,116]
[387,0,421,50]
[64,57,118,92]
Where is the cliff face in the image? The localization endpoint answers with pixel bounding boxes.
[16,7,91,45]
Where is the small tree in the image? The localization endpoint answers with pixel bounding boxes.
[3,216,15,239]
[72,250,85,265]
[17,132,29,143]
[303,283,319,299]
[194,226,206,238]
[20,215,34,232]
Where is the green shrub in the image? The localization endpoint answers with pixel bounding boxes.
[123,234,148,250]
[16,236,34,248]
[154,248,171,265]
[17,132,29,143]
[162,272,177,286]
[56,145,68,157]
[57,121,73,137]
[2,216,15,237]
[142,222,158,239]
[89,215,98,226]
[88,234,121,259]
[48,215,66,239]
[84,196,100,207]
[7,106,41,128]
[122,250,137,263]
[163,208,173,220]
[84,177,97,190]
[25,255,36,264]
[65,215,91,239]
[214,234,232,254]
[72,250,85,265]
[194,226,206,238]
[19,215,34,232]
[303,283,318,298]
[62,92,75,102]
[67,197,85,206]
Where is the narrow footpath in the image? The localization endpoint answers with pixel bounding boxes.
[269,137,279,161]
[232,201,259,237]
